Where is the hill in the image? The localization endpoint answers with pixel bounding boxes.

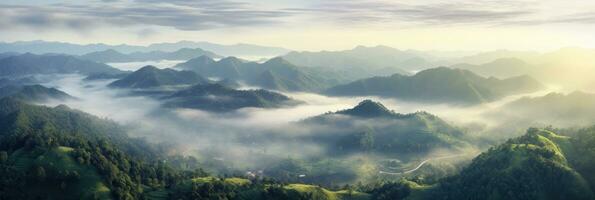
[0,97,183,199]
[108,65,209,89]
[81,48,221,63]
[0,84,74,103]
[0,53,122,77]
[301,100,469,157]
[325,67,544,105]
[162,83,301,112]
[429,128,593,200]
[175,56,338,92]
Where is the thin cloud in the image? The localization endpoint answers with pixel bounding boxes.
[0,1,291,31]
[288,0,536,26]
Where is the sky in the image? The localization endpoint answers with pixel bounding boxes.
[1,0,595,51]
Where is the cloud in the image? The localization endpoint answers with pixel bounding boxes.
[0,0,292,31]
[288,0,536,26]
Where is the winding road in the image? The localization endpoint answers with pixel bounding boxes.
[378,154,465,175]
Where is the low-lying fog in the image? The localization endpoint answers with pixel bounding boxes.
[33,62,584,175]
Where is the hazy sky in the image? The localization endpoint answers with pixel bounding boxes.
[1,0,595,51]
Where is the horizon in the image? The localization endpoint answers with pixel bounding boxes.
[2,0,595,52]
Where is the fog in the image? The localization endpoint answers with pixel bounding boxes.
[107,60,187,71]
[32,68,587,178]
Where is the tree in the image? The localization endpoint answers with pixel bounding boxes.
[35,166,46,182]
[0,151,7,163]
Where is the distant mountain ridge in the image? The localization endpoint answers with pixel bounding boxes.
[0,40,290,57]
[0,84,74,103]
[80,48,222,63]
[108,65,209,89]
[0,53,122,77]
[163,83,301,112]
[325,67,544,105]
[175,56,340,92]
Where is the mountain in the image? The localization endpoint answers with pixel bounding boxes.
[80,48,222,63]
[283,45,432,74]
[0,40,290,57]
[0,98,363,200]
[83,72,131,81]
[451,57,534,78]
[162,83,301,112]
[491,91,595,127]
[0,52,19,60]
[0,98,172,199]
[301,100,469,157]
[0,85,74,103]
[429,128,594,200]
[108,65,209,89]
[175,56,339,92]
[0,53,122,77]
[334,99,394,118]
[325,67,544,105]
[147,41,291,57]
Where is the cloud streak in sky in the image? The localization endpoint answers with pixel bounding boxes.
[0,0,291,31]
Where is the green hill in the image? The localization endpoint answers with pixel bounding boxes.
[302,100,469,157]
[108,65,209,88]
[325,67,543,105]
[0,84,74,103]
[0,97,191,199]
[162,83,301,112]
[428,128,594,200]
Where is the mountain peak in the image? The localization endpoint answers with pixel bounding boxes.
[264,57,292,66]
[337,99,394,118]
[137,65,160,71]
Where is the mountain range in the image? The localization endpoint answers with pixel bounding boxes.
[108,65,209,89]
[80,48,221,63]
[429,128,595,200]
[325,67,544,105]
[0,40,290,57]
[162,83,301,112]
[490,91,595,127]
[0,53,122,77]
[175,56,340,92]
[0,84,74,103]
[283,45,437,72]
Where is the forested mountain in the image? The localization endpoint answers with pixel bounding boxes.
[0,84,74,102]
[0,98,187,199]
[325,67,544,105]
[428,128,595,200]
[80,48,221,63]
[108,65,209,89]
[301,100,469,157]
[0,97,375,200]
[175,56,339,92]
[0,53,122,77]
[162,83,301,112]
